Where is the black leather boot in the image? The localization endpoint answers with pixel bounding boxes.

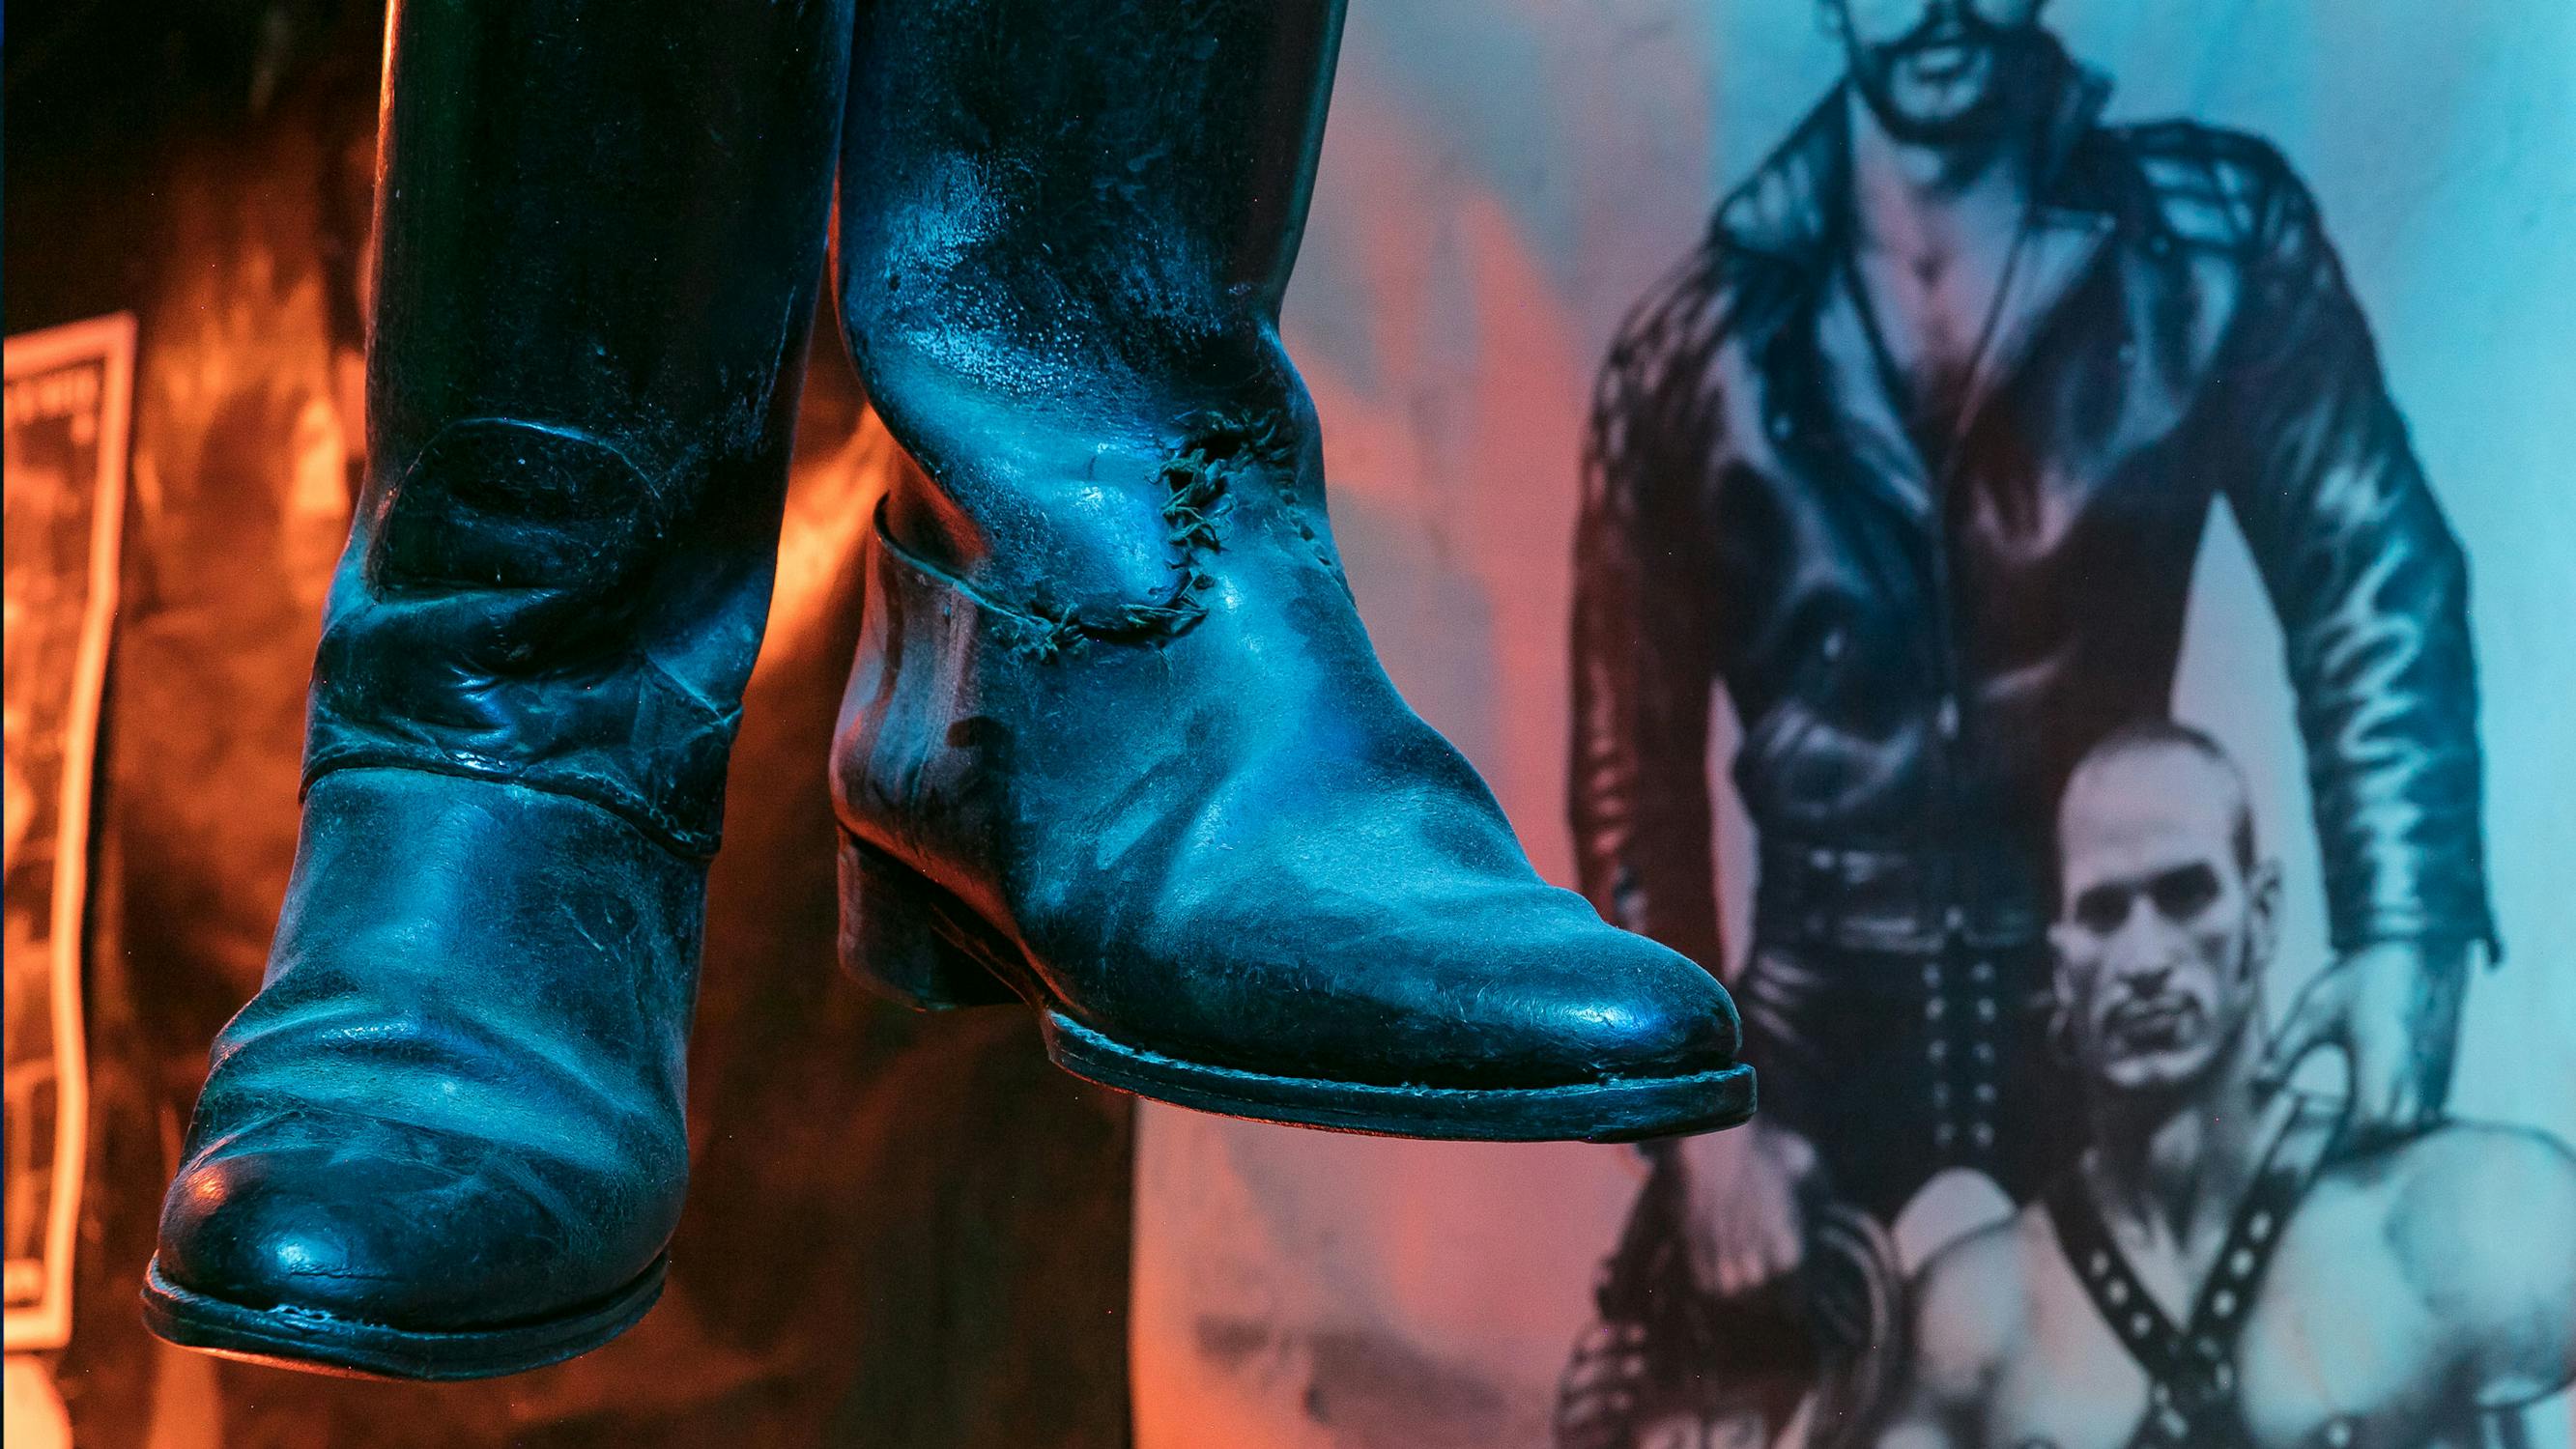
[830,0,1753,1142]
[142,0,849,1378]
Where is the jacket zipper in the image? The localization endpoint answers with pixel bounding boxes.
[1859,219,2041,942]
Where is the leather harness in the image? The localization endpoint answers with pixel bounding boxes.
[2043,1097,2344,1449]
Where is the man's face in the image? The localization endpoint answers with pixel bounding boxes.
[1825,0,2049,142]
[2050,746,2275,1097]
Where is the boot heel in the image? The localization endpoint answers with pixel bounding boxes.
[836,831,1020,1010]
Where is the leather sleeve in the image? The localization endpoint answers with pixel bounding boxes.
[1568,273,1730,974]
[2215,154,2499,956]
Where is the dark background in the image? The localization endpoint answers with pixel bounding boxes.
[8,3,1133,1443]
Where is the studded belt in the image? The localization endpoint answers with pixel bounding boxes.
[1755,838,2052,952]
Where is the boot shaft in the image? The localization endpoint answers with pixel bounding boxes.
[314,0,851,856]
[835,0,1351,630]
[837,0,1344,399]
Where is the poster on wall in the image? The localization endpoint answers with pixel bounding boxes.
[1133,4,2576,1448]
[5,313,134,1353]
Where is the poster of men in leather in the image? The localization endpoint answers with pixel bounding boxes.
[1130,4,2576,1447]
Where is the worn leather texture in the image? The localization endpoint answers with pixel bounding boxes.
[302,0,851,858]
[158,769,703,1328]
[841,497,1743,1098]
[12,1,1110,1440]
[152,0,850,1363]
[1569,44,2494,966]
[829,0,1746,1122]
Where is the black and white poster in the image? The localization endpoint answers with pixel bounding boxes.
[6,313,133,1355]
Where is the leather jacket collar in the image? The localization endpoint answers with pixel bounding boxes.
[1715,42,2116,269]
[1717,44,2124,526]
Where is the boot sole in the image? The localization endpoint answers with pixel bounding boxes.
[840,830,1756,1144]
[1045,1010,1754,1143]
[140,1251,667,1381]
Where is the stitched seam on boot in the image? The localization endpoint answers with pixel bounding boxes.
[918,406,1299,660]
[300,753,721,861]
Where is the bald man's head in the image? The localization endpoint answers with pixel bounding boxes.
[2051,722,2277,1096]
[2061,721,2255,879]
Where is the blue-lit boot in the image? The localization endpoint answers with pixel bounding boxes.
[828,0,1752,1142]
[143,0,849,1379]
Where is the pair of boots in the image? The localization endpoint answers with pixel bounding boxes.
[145,0,1749,1380]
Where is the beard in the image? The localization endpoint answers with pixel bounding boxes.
[1845,12,2049,146]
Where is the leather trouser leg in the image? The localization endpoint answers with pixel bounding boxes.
[144,0,849,1379]
[827,0,1752,1141]
[1734,935,2080,1221]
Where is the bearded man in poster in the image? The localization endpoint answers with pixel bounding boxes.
[1569,0,2493,1306]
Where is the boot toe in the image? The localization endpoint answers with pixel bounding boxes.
[1377,898,1741,1092]
[1514,923,1741,1084]
[157,1119,640,1331]
[1070,877,1743,1097]
[1038,887,1752,1139]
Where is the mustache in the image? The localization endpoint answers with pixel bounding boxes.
[1884,9,2011,57]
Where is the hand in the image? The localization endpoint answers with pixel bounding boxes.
[2258,939,2472,1136]
[1671,1120,1821,1298]
[1554,1320,1648,1449]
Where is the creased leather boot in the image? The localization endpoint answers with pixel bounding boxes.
[142,0,849,1378]
[829,0,1753,1142]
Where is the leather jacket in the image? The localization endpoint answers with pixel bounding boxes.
[1569,55,2495,965]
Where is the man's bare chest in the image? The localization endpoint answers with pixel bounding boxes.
[1847,236,2018,424]
[1985,1214,2472,1449]
[1853,256,1988,391]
